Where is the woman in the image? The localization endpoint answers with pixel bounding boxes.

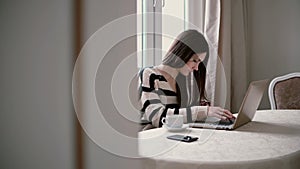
[139,30,233,128]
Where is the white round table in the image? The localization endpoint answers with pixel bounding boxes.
[139,110,300,169]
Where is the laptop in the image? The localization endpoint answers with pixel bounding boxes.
[189,79,269,130]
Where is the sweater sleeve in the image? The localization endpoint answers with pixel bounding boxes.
[140,68,208,127]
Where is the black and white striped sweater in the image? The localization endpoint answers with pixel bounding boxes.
[139,65,208,127]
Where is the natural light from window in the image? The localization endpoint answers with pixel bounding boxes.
[162,0,185,58]
[137,0,187,68]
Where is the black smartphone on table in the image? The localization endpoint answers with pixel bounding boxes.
[167,135,198,143]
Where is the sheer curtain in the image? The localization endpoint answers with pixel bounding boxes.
[189,0,249,111]
[219,0,249,112]
[188,0,221,107]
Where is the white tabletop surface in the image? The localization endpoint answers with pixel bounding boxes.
[139,110,300,169]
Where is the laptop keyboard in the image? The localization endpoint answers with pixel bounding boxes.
[190,118,235,129]
[219,119,235,125]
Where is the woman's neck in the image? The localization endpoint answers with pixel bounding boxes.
[156,64,179,80]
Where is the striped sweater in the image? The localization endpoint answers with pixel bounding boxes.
[139,65,208,127]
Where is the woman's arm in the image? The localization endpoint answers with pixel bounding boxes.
[140,68,208,127]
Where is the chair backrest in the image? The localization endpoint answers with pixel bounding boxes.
[268,72,300,109]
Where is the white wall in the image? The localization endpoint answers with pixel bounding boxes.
[0,0,143,168]
[247,0,300,109]
[82,0,142,169]
[0,0,74,169]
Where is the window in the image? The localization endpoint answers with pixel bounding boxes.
[137,0,225,108]
[137,0,189,68]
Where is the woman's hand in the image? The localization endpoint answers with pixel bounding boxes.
[207,106,234,120]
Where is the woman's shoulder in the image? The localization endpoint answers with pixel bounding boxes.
[140,66,161,76]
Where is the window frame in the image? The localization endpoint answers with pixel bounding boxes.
[137,0,193,68]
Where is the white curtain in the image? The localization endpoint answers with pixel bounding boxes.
[219,0,249,112]
[188,0,249,112]
[188,0,222,107]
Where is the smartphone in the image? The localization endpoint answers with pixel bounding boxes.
[167,135,198,143]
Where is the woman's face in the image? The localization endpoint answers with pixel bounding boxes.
[179,52,207,76]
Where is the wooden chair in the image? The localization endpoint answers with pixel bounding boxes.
[268,72,300,109]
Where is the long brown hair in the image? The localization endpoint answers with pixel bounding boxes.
[162,30,209,107]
